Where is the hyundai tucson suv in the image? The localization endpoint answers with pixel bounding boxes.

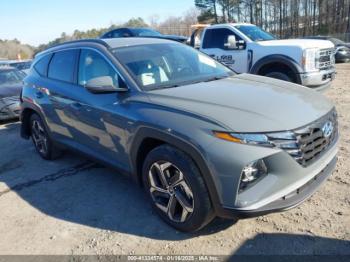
[20,38,338,232]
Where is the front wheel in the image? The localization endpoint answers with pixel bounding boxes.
[142,145,214,232]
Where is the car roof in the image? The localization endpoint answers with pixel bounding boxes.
[101,37,175,48]
[0,66,16,71]
[36,37,177,58]
[208,23,255,29]
[0,59,32,64]
[119,27,153,31]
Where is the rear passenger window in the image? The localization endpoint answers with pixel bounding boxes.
[48,50,78,83]
[34,54,52,76]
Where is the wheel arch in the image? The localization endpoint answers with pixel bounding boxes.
[250,54,303,84]
[20,104,48,139]
[129,127,222,212]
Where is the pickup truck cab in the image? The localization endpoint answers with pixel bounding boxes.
[191,23,336,90]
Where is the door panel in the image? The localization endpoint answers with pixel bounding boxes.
[40,49,80,140]
[61,48,130,170]
[201,28,248,73]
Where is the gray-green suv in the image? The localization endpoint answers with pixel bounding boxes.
[20,38,339,232]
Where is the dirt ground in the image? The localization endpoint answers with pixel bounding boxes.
[0,64,349,256]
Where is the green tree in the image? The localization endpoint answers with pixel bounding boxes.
[123,17,149,27]
[195,0,219,23]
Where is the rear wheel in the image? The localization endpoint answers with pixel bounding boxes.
[142,145,214,232]
[30,113,61,160]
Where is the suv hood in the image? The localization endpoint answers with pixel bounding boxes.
[147,74,334,132]
[258,39,335,49]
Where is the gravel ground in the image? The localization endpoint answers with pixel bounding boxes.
[0,64,349,256]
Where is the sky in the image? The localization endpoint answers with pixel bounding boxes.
[0,0,194,46]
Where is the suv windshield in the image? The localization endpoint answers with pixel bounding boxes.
[112,43,234,91]
[235,25,276,42]
[131,28,163,37]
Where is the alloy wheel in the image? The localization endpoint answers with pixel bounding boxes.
[31,120,48,155]
[148,161,194,223]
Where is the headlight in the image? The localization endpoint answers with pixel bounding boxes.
[302,48,319,72]
[213,131,296,192]
[213,131,272,147]
[213,131,296,146]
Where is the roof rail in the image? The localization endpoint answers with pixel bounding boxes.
[36,38,110,57]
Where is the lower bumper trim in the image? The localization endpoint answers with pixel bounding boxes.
[217,156,337,219]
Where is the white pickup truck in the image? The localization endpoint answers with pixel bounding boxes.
[190,23,336,90]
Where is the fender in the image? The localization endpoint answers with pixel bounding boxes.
[20,102,49,139]
[129,126,223,213]
[250,54,303,84]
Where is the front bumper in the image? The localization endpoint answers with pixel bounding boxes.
[203,115,338,219]
[219,155,337,218]
[300,68,336,91]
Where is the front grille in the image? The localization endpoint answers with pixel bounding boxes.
[267,109,338,167]
[318,48,335,70]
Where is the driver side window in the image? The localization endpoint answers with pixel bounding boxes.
[78,49,122,88]
[203,28,241,50]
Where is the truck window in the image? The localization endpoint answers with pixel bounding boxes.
[203,28,241,50]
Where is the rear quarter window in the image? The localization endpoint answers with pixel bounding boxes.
[34,54,52,76]
[48,50,78,83]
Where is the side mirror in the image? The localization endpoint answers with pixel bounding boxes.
[225,35,238,49]
[85,76,128,93]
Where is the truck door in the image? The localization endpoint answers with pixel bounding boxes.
[201,28,248,73]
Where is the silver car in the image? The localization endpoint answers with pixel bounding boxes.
[20,38,338,232]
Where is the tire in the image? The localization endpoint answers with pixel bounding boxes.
[30,113,62,160]
[264,71,293,82]
[142,145,214,232]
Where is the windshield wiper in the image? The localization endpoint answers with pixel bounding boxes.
[148,75,230,91]
[203,75,228,82]
[151,84,180,90]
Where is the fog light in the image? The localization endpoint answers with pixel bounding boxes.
[239,159,267,191]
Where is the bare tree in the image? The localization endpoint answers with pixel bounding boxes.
[195,0,350,39]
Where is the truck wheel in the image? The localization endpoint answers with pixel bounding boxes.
[30,113,62,160]
[142,145,214,232]
[264,71,292,82]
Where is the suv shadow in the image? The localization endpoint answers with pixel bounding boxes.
[230,233,350,257]
[0,122,236,240]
